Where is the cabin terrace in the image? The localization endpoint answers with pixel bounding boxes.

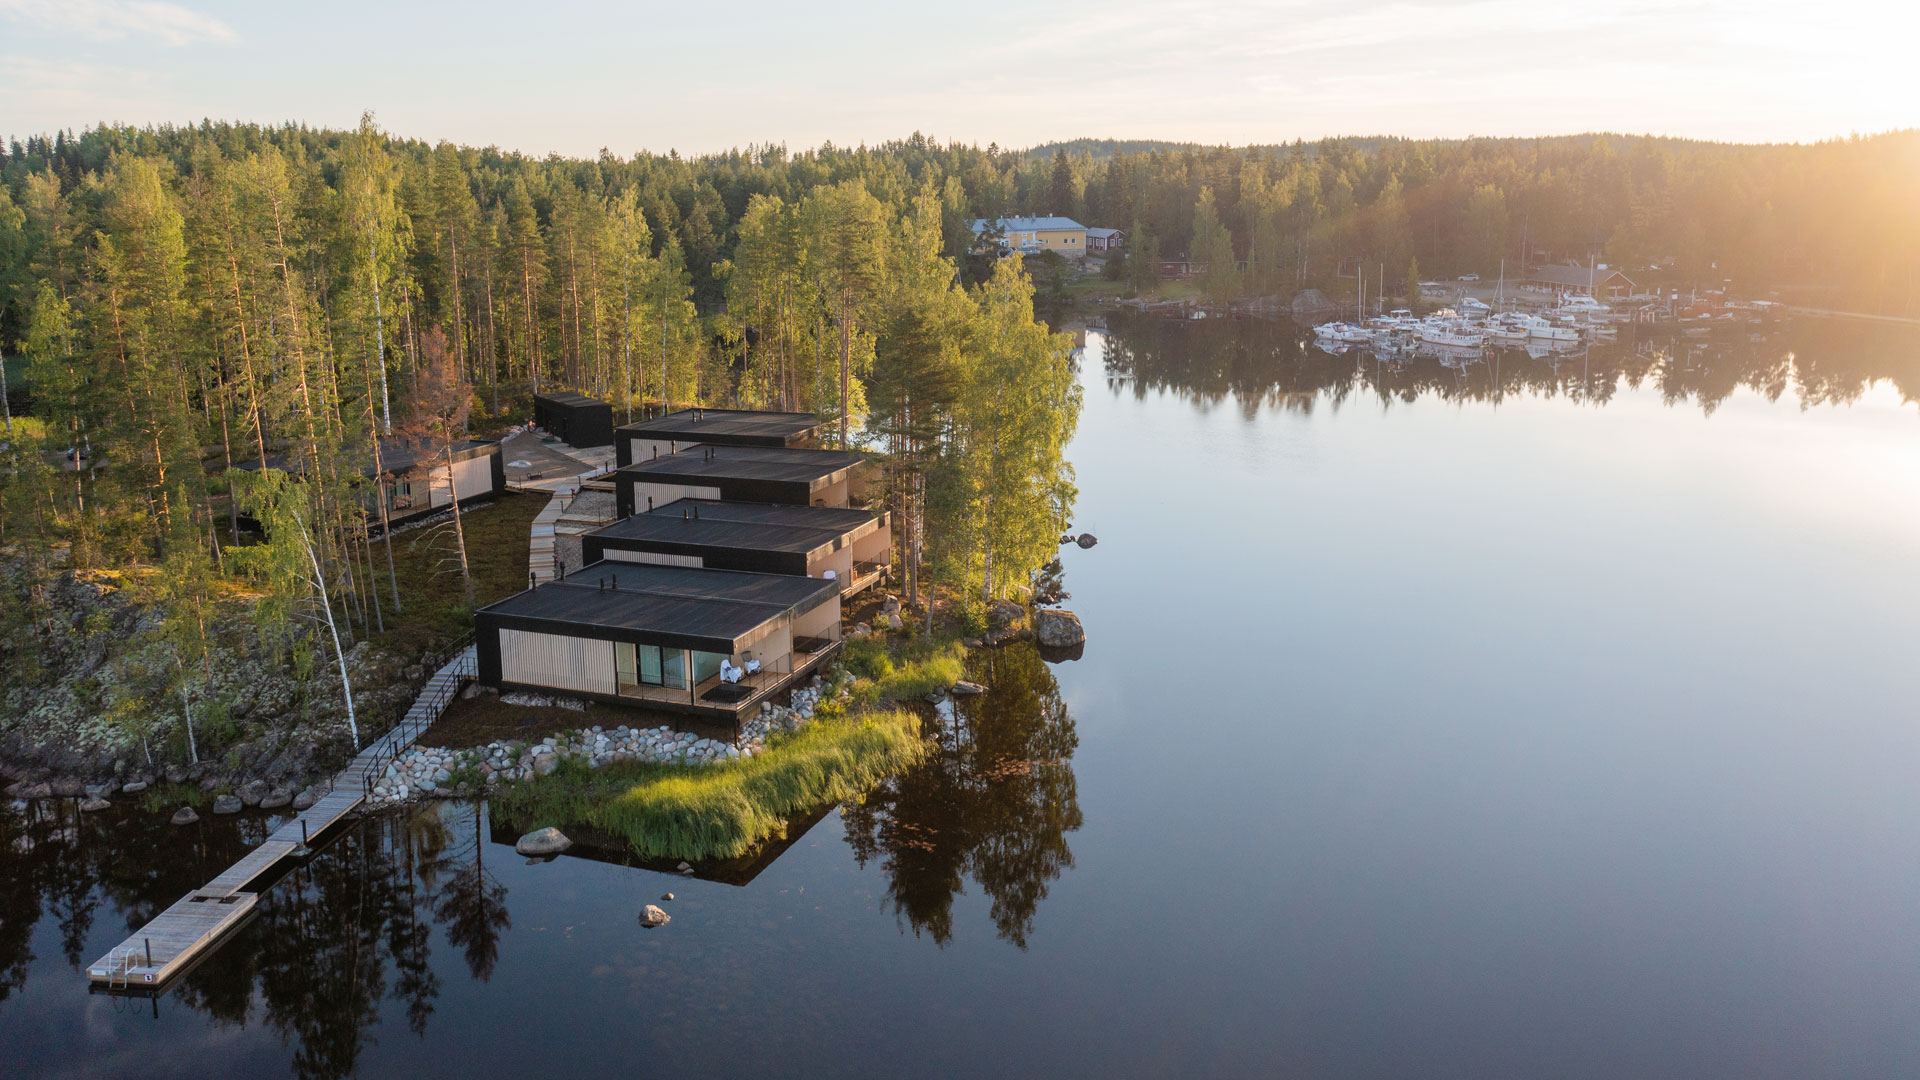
[614,444,869,517]
[615,407,823,467]
[582,498,891,594]
[475,560,843,724]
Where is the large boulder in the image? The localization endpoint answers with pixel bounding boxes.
[1075,533,1099,549]
[1033,609,1086,649]
[79,796,112,812]
[950,680,987,696]
[986,599,1024,632]
[638,904,671,928]
[515,827,572,856]
[292,787,318,811]
[237,779,270,807]
[171,806,200,826]
[212,794,244,815]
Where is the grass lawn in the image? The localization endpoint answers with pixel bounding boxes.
[373,490,544,656]
[490,710,927,860]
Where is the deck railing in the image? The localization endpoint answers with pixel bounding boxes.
[359,647,476,799]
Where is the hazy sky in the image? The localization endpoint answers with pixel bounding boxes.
[2,0,1913,156]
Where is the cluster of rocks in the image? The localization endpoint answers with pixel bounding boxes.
[361,676,849,809]
[498,691,587,711]
[7,772,322,818]
[851,594,907,638]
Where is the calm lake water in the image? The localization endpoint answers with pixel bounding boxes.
[8,314,1920,1078]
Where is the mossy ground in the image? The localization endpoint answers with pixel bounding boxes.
[373,490,545,652]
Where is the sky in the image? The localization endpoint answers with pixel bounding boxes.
[1,0,1915,157]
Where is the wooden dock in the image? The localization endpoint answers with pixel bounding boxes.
[87,646,476,992]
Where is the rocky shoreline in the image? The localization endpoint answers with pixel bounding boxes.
[5,585,1090,816]
[360,677,841,808]
[1,569,438,811]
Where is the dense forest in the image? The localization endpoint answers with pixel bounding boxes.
[0,115,1083,768]
[0,116,1914,765]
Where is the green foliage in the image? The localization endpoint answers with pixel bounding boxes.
[135,782,208,813]
[842,635,967,705]
[492,711,927,861]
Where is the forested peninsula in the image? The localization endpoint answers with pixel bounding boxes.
[0,117,1914,793]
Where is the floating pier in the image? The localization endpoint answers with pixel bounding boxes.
[87,647,475,992]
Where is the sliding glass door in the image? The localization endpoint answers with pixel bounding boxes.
[616,642,686,693]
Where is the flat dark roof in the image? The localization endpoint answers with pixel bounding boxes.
[618,408,820,443]
[617,445,865,486]
[241,437,495,476]
[589,499,882,556]
[535,391,607,408]
[477,560,836,652]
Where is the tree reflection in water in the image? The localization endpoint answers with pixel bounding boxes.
[431,801,512,981]
[1098,310,1920,417]
[0,795,516,1080]
[843,642,1083,948]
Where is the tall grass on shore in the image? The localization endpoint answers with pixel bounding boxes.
[840,636,967,705]
[491,711,927,861]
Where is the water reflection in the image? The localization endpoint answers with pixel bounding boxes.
[0,797,496,1078]
[843,643,1083,948]
[0,646,1082,1075]
[430,803,511,982]
[1098,311,1920,416]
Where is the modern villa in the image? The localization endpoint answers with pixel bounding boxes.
[613,445,869,518]
[475,560,843,724]
[581,499,892,595]
[615,407,823,467]
[468,407,888,736]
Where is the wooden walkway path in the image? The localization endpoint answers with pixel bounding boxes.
[528,489,571,585]
[87,646,476,992]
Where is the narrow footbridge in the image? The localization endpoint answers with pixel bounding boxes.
[87,645,476,992]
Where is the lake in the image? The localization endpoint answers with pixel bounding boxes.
[7,313,1920,1078]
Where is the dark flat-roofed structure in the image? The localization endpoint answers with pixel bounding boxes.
[616,407,822,467]
[534,392,615,449]
[615,445,869,517]
[240,437,505,532]
[582,499,891,594]
[475,560,842,724]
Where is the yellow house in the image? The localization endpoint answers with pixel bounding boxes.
[970,216,1088,257]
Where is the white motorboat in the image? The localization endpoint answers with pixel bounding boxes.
[1417,318,1485,349]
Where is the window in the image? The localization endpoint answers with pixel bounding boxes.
[690,651,725,686]
[616,643,682,691]
[615,643,638,694]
